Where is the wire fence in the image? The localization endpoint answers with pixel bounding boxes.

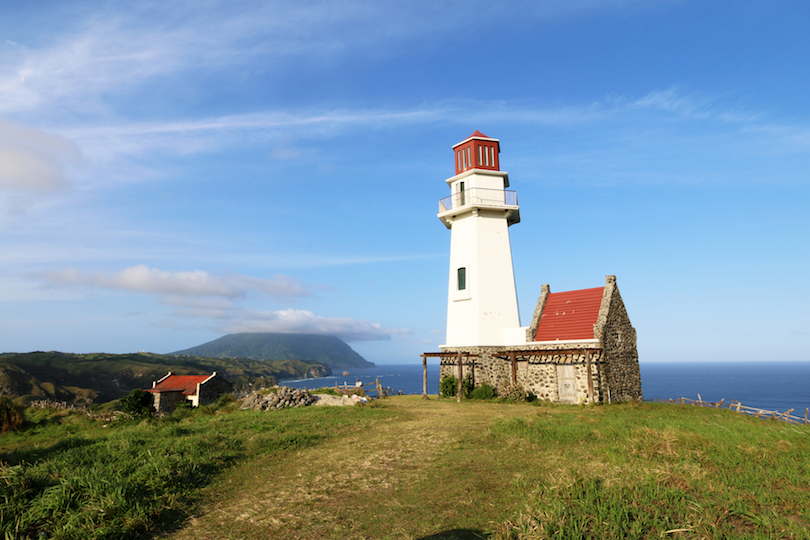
[330,378,403,400]
[666,395,810,425]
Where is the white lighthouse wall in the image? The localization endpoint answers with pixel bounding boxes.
[445,208,520,346]
[447,169,507,192]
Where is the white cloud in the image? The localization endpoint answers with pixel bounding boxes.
[35,264,408,341]
[40,264,309,299]
[0,0,680,118]
[219,308,411,342]
[0,118,81,191]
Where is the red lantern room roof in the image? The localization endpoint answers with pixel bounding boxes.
[452,130,500,175]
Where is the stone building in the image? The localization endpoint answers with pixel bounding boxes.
[147,371,233,414]
[438,275,641,403]
[426,131,641,403]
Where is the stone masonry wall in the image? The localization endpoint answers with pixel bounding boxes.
[439,346,603,403]
[198,374,234,406]
[152,390,187,414]
[594,276,642,402]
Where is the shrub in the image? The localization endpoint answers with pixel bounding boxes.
[500,383,531,402]
[462,373,474,398]
[441,374,475,398]
[469,383,497,400]
[440,375,458,398]
[215,393,237,408]
[311,388,340,396]
[118,389,155,417]
[0,397,25,433]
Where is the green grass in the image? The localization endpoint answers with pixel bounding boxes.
[2,399,809,540]
[0,402,388,539]
[491,402,810,539]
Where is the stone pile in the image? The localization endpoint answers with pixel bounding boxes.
[240,386,316,411]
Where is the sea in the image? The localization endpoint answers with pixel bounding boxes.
[280,361,810,415]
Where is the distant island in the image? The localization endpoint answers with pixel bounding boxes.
[171,332,375,369]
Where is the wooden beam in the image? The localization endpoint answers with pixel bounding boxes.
[421,354,428,400]
[421,352,480,358]
[510,351,517,384]
[457,353,463,403]
[585,350,594,403]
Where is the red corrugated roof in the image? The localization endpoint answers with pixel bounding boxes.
[470,130,490,139]
[534,286,604,341]
[148,374,209,395]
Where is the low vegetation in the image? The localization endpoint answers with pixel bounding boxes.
[0,351,330,405]
[1,396,808,539]
[0,397,25,433]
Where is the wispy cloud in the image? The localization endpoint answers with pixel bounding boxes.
[36,264,408,341]
[0,0,679,119]
[40,265,309,299]
[218,308,411,342]
[0,118,81,192]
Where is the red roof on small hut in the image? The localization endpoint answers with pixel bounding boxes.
[147,374,209,395]
[534,286,604,341]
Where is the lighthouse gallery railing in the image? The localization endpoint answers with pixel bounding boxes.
[439,187,517,213]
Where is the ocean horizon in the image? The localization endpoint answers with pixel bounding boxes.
[280,360,810,415]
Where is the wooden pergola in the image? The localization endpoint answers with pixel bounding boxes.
[419,352,479,402]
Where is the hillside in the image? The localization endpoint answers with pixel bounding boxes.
[1,399,808,539]
[171,332,374,369]
[0,351,330,404]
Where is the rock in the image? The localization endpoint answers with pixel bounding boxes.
[311,394,357,407]
[342,371,350,376]
[241,386,322,412]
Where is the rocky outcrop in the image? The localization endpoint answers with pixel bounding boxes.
[240,386,317,411]
[306,365,331,378]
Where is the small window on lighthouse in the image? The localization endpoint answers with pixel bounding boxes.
[478,145,483,166]
[457,151,461,171]
[457,267,466,291]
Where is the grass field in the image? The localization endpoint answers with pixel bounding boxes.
[2,397,809,539]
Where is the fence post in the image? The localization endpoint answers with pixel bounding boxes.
[457,353,463,402]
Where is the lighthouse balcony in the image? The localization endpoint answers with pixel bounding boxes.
[439,187,517,212]
[438,187,519,227]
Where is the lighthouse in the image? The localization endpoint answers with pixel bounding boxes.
[438,131,522,347]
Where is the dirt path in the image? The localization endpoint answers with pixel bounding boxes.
[164,397,543,540]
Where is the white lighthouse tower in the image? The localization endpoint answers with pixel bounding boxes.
[439,131,522,347]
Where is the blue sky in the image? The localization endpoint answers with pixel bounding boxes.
[1,0,807,364]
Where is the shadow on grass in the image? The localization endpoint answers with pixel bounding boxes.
[417,529,487,540]
[0,434,95,466]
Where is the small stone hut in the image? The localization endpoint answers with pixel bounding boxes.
[147,371,233,414]
[438,275,641,403]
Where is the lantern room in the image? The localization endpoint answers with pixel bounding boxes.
[452,130,500,175]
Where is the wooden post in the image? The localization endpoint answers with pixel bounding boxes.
[805,408,809,425]
[457,353,463,402]
[585,350,594,403]
[510,351,517,384]
[376,378,383,399]
[421,354,428,399]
